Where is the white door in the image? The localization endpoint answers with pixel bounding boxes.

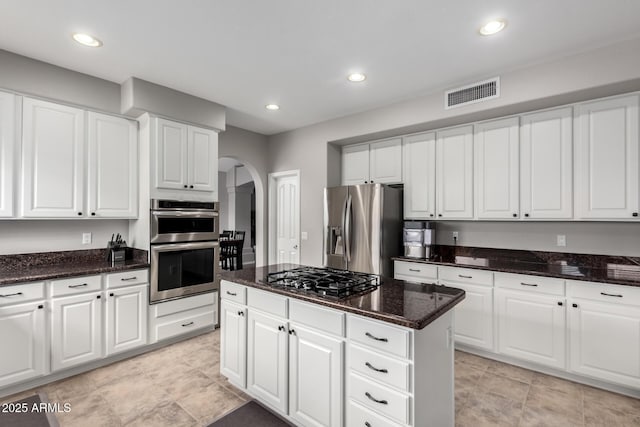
[289,324,344,427]
[220,300,247,388]
[342,144,369,185]
[247,309,288,414]
[574,95,639,219]
[474,118,520,219]
[0,301,46,388]
[51,292,103,371]
[272,172,300,264]
[105,284,148,356]
[188,126,218,194]
[0,91,16,218]
[87,112,138,218]
[436,126,474,219]
[369,138,402,184]
[403,133,436,219]
[569,298,640,388]
[21,98,85,218]
[520,107,573,219]
[496,289,566,369]
[445,281,493,351]
[156,118,188,190]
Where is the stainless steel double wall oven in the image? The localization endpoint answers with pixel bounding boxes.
[150,200,220,304]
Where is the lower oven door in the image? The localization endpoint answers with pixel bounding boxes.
[150,241,220,304]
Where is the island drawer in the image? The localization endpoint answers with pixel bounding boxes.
[495,272,564,296]
[153,307,215,342]
[247,287,288,318]
[567,280,640,306]
[348,314,411,359]
[289,299,345,337]
[221,281,247,305]
[439,266,493,287]
[349,343,411,392]
[106,269,148,288]
[0,282,45,306]
[394,261,438,283]
[50,275,102,297]
[348,399,403,427]
[349,372,411,425]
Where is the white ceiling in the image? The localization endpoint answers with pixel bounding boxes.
[1,1,639,135]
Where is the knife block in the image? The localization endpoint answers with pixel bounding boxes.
[106,241,127,266]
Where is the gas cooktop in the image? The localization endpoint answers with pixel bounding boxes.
[262,267,380,298]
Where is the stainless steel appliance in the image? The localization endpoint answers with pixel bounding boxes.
[150,200,220,304]
[403,221,435,259]
[323,183,402,276]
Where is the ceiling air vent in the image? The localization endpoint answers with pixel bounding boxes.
[445,77,500,109]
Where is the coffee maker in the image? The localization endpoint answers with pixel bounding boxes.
[403,221,435,259]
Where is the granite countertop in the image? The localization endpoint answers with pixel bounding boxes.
[0,249,149,286]
[221,264,465,330]
[394,245,640,287]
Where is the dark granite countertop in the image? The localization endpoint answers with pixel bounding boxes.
[221,264,465,330]
[393,245,640,287]
[0,249,149,286]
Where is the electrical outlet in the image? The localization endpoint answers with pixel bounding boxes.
[557,235,566,247]
[452,231,459,240]
[82,233,92,244]
[301,231,308,241]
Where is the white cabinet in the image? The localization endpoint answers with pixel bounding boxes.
[289,323,343,427]
[105,284,148,356]
[87,112,138,218]
[403,133,436,219]
[21,98,85,218]
[436,126,474,219]
[220,299,247,388]
[0,300,46,387]
[474,118,520,219]
[0,91,16,218]
[574,94,639,219]
[341,139,402,185]
[520,107,573,219]
[155,118,218,197]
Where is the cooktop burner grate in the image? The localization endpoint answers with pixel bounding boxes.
[262,267,380,298]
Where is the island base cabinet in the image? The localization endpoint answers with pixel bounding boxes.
[289,324,343,427]
[105,284,148,356]
[220,300,247,388]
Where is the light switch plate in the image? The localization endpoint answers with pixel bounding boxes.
[556,235,566,247]
[82,233,92,244]
[301,231,308,240]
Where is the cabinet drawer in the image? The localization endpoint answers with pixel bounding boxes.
[567,280,640,306]
[349,373,411,425]
[154,309,215,342]
[289,299,344,337]
[495,272,565,296]
[247,287,287,318]
[439,266,493,287]
[221,281,247,304]
[50,275,102,297]
[348,399,403,427]
[349,343,411,392]
[348,315,411,359]
[153,292,216,317]
[0,282,45,306]
[106,269,148,289]
[394,261,437,283]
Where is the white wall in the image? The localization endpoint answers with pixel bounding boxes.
[235,182,254,251]
[268,37,640,266]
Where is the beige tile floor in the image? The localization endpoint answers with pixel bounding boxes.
[2,330,639,426]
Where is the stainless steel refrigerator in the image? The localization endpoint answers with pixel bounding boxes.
[323,183,402,276]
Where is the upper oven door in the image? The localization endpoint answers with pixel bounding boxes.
[151,210,219,243]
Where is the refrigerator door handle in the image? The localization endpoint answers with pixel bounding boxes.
[345,194,352,262]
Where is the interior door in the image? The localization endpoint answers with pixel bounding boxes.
[274,173,300,264]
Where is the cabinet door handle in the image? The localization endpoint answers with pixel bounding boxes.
[365,392,388,405]
[182,321,194,327]
[109,293,114,297]
[524,213,530,217]
[237,311,244,316]
[38,304,44,309]
[183,185,188,188]
[365,332,388,342]
[512,213,517,217]
[458,274,472,279]
[226,291,237,296]
[68,283,88,288]
[278,325,285,331]
[120,277,137,281]
[408,268,421,272]
[365,422,371,427]
[557,301,563,306]
[96,295,101,299]
[365,362,388,374]
[600,292,623,298]
[572,303,578,308]
[520,282,538,287]
[0,292,23,298]
[289,329,296,335]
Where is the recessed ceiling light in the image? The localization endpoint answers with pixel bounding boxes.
[265,104,280,111]
[348,73,366,82]
[72,33,103,47]
[479,19,507,36]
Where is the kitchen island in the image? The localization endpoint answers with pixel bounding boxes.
[220,264,465,427]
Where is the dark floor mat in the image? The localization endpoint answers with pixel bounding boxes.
[208,400,293,427]
[0,393,59,427]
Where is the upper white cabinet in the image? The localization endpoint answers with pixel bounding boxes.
[403,132,436,219]
[474,118,520,219]
[574,95,639,219]
[520,107,573,219]
[156,119,188,190]
[0,91,16,218]
[342,139,402,185]
[188,126,218,192]
[436,126,474,219]
[21,98,85,218]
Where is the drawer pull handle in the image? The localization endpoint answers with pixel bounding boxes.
[409,268,421,272]
[458,274,472,279]
[600,292,623,298]
[182,321,194,327]
[365,392,388,405]
[226,291,237,296]
[120,277,137,281]
[365,423,371,427]
[365,332,388,342]
[68,283,88,288]
[0,292,23,298]
[520,282,538,287]
[365,362,388,374]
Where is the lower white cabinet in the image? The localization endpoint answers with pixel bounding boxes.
[148,292,217,343]
[105,284,148,356]
[220,299,247,388]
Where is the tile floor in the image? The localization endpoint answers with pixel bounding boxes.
[2,330,639,426]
